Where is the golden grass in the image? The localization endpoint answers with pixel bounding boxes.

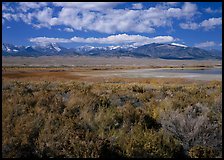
[3,66,211,85]
[2,67,222,158]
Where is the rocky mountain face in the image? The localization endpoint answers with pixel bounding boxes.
[132,43,222,59]
[2,43,222,59]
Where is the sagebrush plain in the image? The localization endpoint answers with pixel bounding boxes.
[2,58,222,158]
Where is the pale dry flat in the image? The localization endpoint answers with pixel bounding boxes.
[2,56,222,67]
[2,56,222,82]
[2,67,222,83]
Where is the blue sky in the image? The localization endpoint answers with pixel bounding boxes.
[2,2,222,50]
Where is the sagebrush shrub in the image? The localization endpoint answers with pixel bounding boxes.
[159,103,222,157]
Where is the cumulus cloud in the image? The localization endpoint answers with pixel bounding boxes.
[166,2,179,6]
[29,34,177,46]
[2,12,36,25]
[34,7,56,28]
[52,2,123,11]
[205,7,222,14]
[2,13,19,21]
[64,28,74,32]
[18,2,48,12]
[2,4,15,12]
[29,37,71,44]
[3,2,199,34]
[179,22,199,30]
[51,2,198,34]
[194,41,216,48]
[132,3,143,9]
[2,7,55,28]
[180,17,222,30]
[2,4,7,10]
[200,17,222,30]
[71,34,175,45]
[181,2,198,18]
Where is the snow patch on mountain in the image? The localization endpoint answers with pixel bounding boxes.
[171,43,187,48]
[2,42,221,59]
[52,43,61,52]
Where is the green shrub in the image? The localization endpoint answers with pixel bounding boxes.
[131,85,145,93]
[189,145,216,158]
[2,80,222,158]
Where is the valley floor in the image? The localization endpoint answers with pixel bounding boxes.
[2,63,222,158]
[2,56,222,67]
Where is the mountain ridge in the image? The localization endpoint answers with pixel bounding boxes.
[2,43,222,60]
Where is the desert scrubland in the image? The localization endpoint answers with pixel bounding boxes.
[2,58,222,158]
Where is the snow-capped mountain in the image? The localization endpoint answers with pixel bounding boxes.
[170,43,187,48]
[132,43,221,59]
[75,45,136,52]
[2,42,222,59]
[2,43,24,53]
[2,43,78,56]
[105,45,137,51]
[32,43,63,53]
[75,46,102,52]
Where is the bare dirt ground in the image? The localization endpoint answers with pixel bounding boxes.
[2,56,222,82]
[2,57,222,158]
[2,56,222,67]
[2,67,221,83]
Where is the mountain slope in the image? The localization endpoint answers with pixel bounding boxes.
[132,43,220,59]
[2,43,80,57]
[2,43,222,59]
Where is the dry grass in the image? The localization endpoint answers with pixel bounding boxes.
[2,66,212,84]
[2,66,222,158]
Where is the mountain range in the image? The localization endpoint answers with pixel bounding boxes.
[2,43,222,60]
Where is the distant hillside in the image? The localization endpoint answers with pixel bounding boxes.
[132,43,222,59]
[2,43,222,60]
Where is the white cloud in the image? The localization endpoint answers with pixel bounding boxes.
[205,7,222,14]
[2,13,19,21]
[52,2,123,11]
[2,12,36,25]
[205,7,213,13]
[6,26,11,29]
[166,2,179,6]
[200,17,222,30]
[29,37,71,44]
[18,2,48,12]
[19,12,35,24]
[2,4,15,12]
[132,3,143,10]
[181,2,198,18]
[195,41,216,48]
[64,28,74,32]
[50,2,198,34]
[156,2,179,10]
[180,17,222,30]
[40,7,158,33]
[3,2,199,34]
[2,4,7,10]
[7,7,56,29]
[29,34,177,46]
[35,7,55,28]
[179,22,199,30]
